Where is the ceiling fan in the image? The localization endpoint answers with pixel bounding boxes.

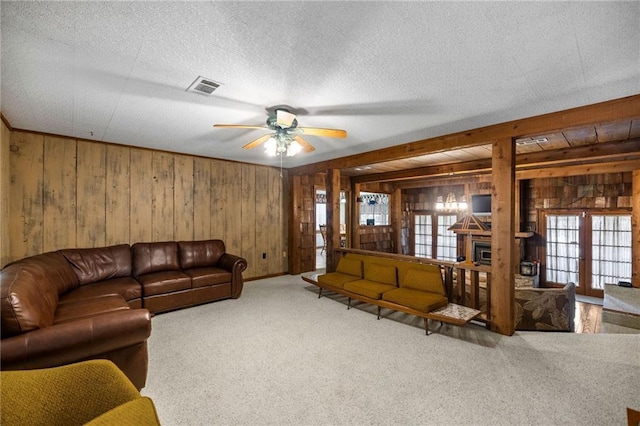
[214,107,347,157]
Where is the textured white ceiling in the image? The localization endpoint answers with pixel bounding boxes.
[2,1,639,168]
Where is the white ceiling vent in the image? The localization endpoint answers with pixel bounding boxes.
[515,137,548,146]
[187,76,221,96]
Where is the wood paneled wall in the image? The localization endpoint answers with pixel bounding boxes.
[1,120,10,267]
[5,130,288,278]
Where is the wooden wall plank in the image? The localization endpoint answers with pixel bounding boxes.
[210,159,226,242]
[223,161,243,256]
[254,166,269,277]
[173,154,194,241]
[76,141,106,248]
[152,151,174,242]
[9,132,44,260]
[1,121,12,266]
[43,136,77,251]
[268,167,284,275]
[193,157,211,240]
[130,148,153,243]
[241,163,256,278]
[105,144,130,246]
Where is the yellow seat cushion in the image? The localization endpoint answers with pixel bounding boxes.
[365,263,397,285]
[382,287,448,312]
[344,279,396,300]
[336,257,363,277]
[401,267,445,295]
[317,272,361,289]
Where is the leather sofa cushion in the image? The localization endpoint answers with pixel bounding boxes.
[344,279,396,300]
[136,271,191,297]
[336,257,362,277]
[401,268,445,295]
[317,272,361,289]
[178,240,225,270]
[132,242,180,276]
[54,295,130,324]
[364,263,397,285]
[58,277,142,305]
[59,244,132,285]
[184,267,231,288]
[1,253,78,338]
[382,288,448,313]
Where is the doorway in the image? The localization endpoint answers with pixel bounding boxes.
[541,210,632,298]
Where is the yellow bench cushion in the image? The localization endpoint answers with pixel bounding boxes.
[317,272,361,289]
[382,288,448,313]
[402,268,445,295]
[365,263,397,285]
[344,279,396,300]
[336,257,363,277]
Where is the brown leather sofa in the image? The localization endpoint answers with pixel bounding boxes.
[0,239,247,389]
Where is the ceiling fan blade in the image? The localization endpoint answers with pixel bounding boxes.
[214,124,266,130]
[242,134,272,150]
[276,110,296,128]
[294,135,315,152]
[297,127,347,138]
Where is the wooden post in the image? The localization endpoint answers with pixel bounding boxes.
[490,137,516,336]
[633,170,640,288]
[351,182,360,249]
[392,187,402,254]
[326,169,341,272]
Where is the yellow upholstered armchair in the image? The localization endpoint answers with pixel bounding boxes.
[1,359,160,425]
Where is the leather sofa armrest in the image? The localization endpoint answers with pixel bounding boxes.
[217,253,248,298]
[1,309,151,371]
[217,253,247,272]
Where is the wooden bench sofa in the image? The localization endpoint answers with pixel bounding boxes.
[303,252,480,335]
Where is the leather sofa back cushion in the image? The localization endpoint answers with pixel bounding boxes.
[178,240,225,269]
[59,244,132,285]
[132,242,180,276]
[336,257,363,278]
[401,268,445,295]
[1,253,77,337]
[364,263,397,285]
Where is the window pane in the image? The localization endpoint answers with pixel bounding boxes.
[414,214,432,258]
[546,215,579,285]
[436,215,457,262]
[591,215,632,289]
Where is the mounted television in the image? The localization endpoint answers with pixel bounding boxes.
[471,194,491,216]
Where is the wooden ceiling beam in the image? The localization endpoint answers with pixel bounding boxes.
[288,94,640,176]
[353,139,640,184]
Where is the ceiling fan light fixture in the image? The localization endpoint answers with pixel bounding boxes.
[287,140,302,157]
[264,137,278,156]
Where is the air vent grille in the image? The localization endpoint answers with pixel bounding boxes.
[187,76,221,96]
[515,137,548,146]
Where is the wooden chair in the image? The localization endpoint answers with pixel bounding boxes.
[319,225,327,254]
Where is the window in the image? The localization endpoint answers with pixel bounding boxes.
[359,192,389,225]
[543,211,631,297]
[545,215,580,286]
[414,213,457,261]
[591,215,631,290]
[414,215,433,258]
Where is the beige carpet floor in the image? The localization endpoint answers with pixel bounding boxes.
[143,274,639,425]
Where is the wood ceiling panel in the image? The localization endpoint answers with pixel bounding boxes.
[631,119,640,138]
[563,127,597,146]
[596,120,631,142]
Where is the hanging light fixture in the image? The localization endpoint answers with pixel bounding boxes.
[436,193,467,212]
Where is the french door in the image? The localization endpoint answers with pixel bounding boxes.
[541,210,632,298]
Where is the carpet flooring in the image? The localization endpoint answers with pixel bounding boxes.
[143,274,639,425]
